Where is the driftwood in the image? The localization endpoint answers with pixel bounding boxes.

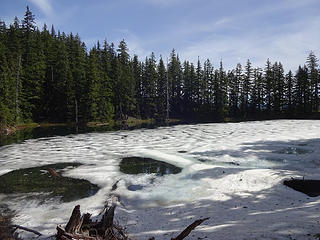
[171,217,209,240]
[57,200,208,240]
[65,205,81,233]
[5,197,208,240]
[56,197,127,240]
[10,224,43,236]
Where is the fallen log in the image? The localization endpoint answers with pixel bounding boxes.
[171,217,209,240]
[10,224,43,236]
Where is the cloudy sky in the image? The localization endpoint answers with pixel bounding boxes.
[1,0,319,71]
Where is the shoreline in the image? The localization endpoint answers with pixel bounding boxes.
[2,114,320,138]
[0,118,169,137]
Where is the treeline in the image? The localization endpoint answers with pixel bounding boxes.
[0,7,319,128]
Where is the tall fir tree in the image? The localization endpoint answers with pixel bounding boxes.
[306,51,319,112]
[240,59,252,118]
[294,66,310,114]
[141,53,157,118]
[157,57,167,120]
[285,70,294,115]
[115,40,135,118]
[272,62,285,115]
[132,54,143,118]
[168,49,183,117]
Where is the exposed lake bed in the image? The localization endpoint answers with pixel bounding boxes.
[0,120,320,239]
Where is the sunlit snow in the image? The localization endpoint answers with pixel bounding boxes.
[0,120,320,239]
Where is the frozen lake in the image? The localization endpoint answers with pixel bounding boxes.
[0,120,320,239]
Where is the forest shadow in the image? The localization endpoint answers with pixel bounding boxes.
[118,183,320,240]
[190,138,320,172]
[117,138,320,240]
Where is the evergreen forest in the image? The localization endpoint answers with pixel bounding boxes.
[0,7,319,129]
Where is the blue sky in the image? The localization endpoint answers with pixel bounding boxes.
[1,0,319,71]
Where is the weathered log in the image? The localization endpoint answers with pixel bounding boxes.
[75,215,84,233]
[57,225,96,240]
[9,224,43,236]
[102,197,118,231]
[57,225,71,239]
[83,213,92,226]
[171,217,209,240]
[55,200,208,240]
[102,205,116,230]
[65,205,81,233]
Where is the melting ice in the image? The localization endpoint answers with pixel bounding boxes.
[0,119,320,237]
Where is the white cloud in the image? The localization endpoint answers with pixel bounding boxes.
[29,0,53,17]
[178,15,320,72]
[147,0,319,72]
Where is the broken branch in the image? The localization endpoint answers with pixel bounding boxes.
[171,217,210,240]
[9,224,42,236]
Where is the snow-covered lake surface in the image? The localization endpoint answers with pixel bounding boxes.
[0,120,320,239]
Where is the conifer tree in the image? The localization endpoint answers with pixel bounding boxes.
[194,58,202,113]
[285,70,294,115]
[87,46,106,121]
[132,54,142,118]
[157,57,167,120]
[240,59,252,118]
[168,49,183,117]
[272,62,285,115]
[264,59,273,113]
[0,42,15,127]
[202,59,213,110]
[182,61,195,117]
[228,69,239,118]
[215,61,228,119]
[98,39,114,121]
[294,66,310,114]
[306,51,319,112]
[141,53,157,118]
[250,68,263,116]
[115,40,135,118]
[20,7,46,122]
